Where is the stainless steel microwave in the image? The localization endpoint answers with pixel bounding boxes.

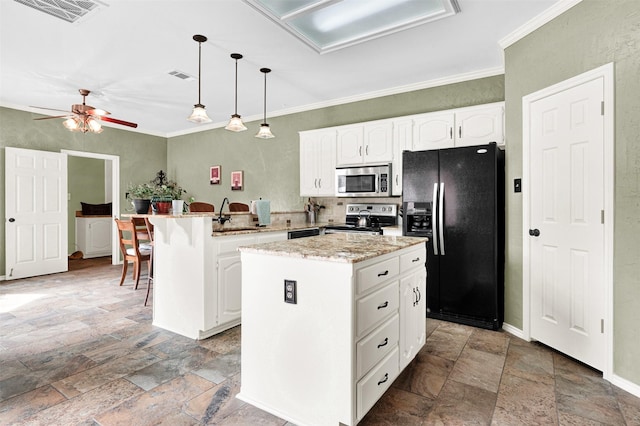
[335,164,391,197]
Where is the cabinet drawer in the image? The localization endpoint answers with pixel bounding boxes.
[356,314,399,380]
[356,257,399,295]
[357,281,398,337]
[400,247,426,272]
[357,347,399,420]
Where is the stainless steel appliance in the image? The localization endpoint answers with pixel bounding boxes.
[324,203,397,235]
[335,164,391,197]
[403,143,505,330]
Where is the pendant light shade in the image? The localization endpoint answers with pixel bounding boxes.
[255,67,274,139]
[225,53,247,132]
[187,34,212,124]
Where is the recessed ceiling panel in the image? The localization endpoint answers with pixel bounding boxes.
[244,0,460,54]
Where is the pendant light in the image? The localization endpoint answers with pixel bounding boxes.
[187,34,212,124]
[225,53,247,132]
[255,67,275,139]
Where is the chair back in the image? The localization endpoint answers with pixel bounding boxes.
[229,202,250,212]
[115,219,145,260]
[132,217,152,242]
[189,202,215,212]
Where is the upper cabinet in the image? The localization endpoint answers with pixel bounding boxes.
[300,129,337,197]
[412,103,504,151]
[454,103,504,147]
[336,121,393,166]
[391,117,413,196]
[413,111,455,151]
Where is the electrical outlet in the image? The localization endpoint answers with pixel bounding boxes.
[284,280,297,304]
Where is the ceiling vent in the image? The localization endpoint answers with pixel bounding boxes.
[13,0,107,23]
[168,70,196,82]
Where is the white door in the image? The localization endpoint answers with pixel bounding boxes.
[5,147,68,279]
[528,77,605,370]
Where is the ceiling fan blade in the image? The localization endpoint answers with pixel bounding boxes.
[33,114,74,120]
[99,116,138,128]
[30,106,73,114]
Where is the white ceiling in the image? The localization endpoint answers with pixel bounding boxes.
[0,0,561,138]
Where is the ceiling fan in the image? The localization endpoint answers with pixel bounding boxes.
[32,89,138,133]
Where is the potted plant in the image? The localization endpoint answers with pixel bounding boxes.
[150,170,185,214]
[127,182,156,214]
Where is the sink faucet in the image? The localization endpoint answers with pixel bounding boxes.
[217,197,231,224]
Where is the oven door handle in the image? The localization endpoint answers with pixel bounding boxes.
[432,182,439,255]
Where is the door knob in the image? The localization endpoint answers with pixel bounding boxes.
[8,218,15,222]
[529,228,540,237]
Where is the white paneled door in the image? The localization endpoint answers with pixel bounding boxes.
[528,76,605,370]
[5,147,68,280]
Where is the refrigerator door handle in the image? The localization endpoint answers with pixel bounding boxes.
[439,182,445,255]
[432,182,439,255]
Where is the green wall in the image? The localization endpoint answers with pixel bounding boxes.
[0,106,167,275]
[67,156,106,254]
[504,0,640,383]
[167,75,505,211]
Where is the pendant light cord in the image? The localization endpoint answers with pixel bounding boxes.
[262,70,267,124]
[197,41,202,105]
[234,58,239,115]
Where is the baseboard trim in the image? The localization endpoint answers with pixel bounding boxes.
[501,322,526,340]
[610,373,640,399]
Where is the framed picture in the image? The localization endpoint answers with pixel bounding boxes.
[231,170,243,191]
[210,165,221,185]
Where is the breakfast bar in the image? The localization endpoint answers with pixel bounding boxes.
[237,233,427,426]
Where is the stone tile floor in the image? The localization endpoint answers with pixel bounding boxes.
[1,257,639,425]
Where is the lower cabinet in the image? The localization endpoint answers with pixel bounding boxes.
[238,242,427,426]
[75,216,112,258]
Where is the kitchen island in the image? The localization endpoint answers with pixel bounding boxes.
[237,233,427,426]
[138,213,324,340]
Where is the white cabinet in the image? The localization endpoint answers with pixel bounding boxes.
[413,111,455,151]
[239,241,426,425]
[75,216,112,258]
[399,247,427,369]
[336,121,393,166]
[214,231,288,328]
[412,103,504,151]
[299,129,336,196]
[454,103,504,147]
[391,117,413,196]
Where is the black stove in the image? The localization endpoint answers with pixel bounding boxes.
[325,203,397,235]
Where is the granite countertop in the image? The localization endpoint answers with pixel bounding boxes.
[210,222,332,236]
[239,233,427,263]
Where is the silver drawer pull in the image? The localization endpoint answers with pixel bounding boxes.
[377,270,389,277]
[412,257,420,262]
[377,337,388,348]
[377,301,388,310]
[377,373,389,386]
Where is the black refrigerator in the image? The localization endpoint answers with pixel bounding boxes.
[402,143,504,330]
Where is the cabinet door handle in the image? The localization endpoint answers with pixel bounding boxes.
[413,288,417,306]
[377,301,388,310]
[412,257,420,263]
[377,337,388,348]
[396,174,399,185]
[314,178,318,188]
[366,145,369,155]
[449,127,453,139]
[377,270,389,277]
[416,287,421,304]
[377,373,389,386]
[459,125,462,138]
[318,178,321,188]
[359,146,362,156]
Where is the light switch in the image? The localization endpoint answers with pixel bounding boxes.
[514,178,522,193]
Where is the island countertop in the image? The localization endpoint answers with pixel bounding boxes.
[239,233,427,263]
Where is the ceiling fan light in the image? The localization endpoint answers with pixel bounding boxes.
[63,117,80,131]
[87,117,103,133]
[225,114,247,132]
[255,123,275,139]
[187,104,212,123]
